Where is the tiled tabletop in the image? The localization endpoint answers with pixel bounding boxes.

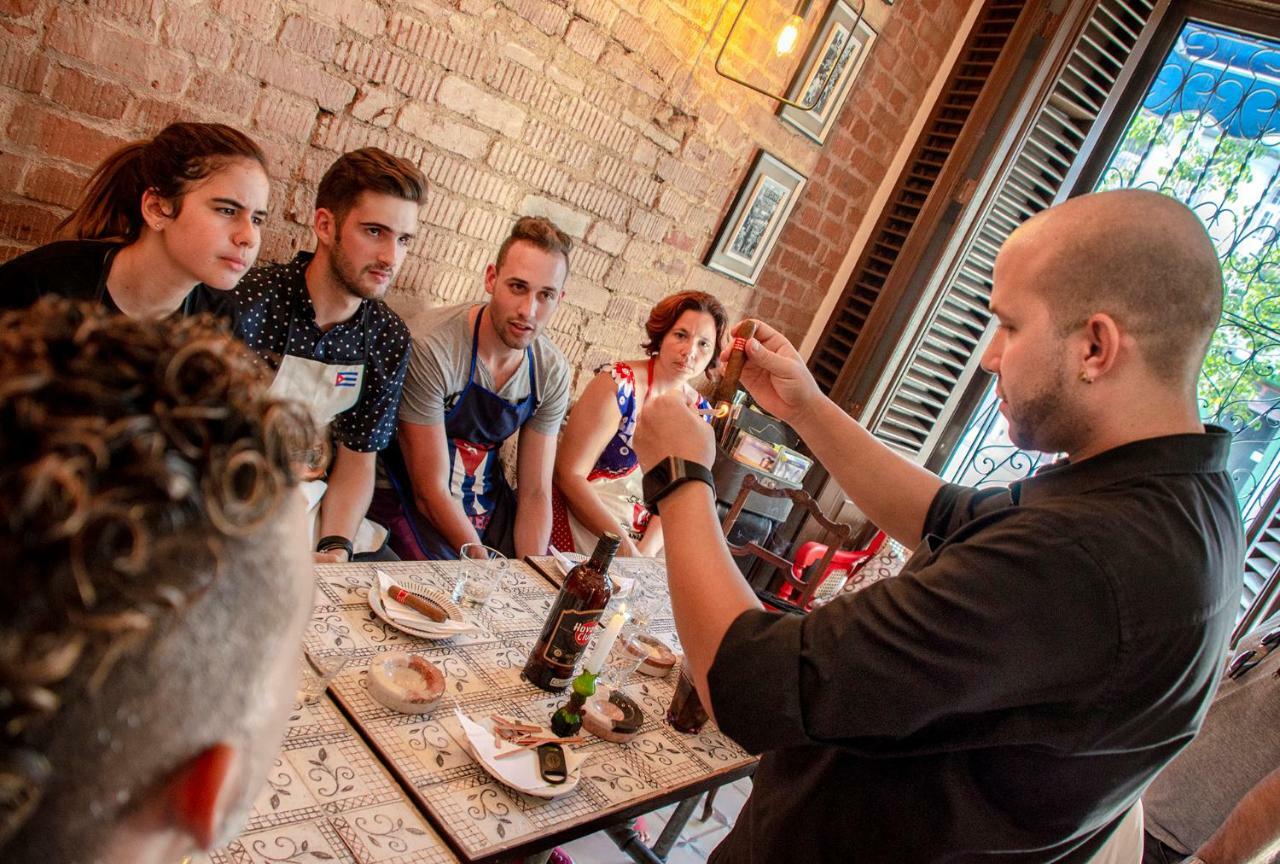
[304,560,754,864]
[195,674,457,864]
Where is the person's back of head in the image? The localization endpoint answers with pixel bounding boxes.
[1022,188,1223,391]
[0,299,316,863]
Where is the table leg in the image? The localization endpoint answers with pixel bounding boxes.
[605,822,665,864]
[605,792,704,864]
[651,793,703,859]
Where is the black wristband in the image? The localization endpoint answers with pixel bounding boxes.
[642,457,715,516]
[316,535,354,559]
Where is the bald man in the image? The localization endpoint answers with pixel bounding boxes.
[633,190,1243,863]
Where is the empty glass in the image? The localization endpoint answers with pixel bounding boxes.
[296,650,349,706]
[599,628,650,689]
[453,543,510,608]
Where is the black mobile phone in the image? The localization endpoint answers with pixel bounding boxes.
[536,742,567,784]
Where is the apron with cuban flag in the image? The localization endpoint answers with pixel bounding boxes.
[384,305,538,559]
[267,302,389,555]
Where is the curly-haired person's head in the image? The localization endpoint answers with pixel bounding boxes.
[0,299,316,864]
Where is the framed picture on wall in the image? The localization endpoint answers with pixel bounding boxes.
[778,0,877,144]
[704,150,806,285]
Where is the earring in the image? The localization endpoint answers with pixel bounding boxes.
[1079,370,1093,384]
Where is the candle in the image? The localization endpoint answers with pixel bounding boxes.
[582,606,627,675]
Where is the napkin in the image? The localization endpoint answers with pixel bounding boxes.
[375,572,476,636]
[549,547,634,598]
[453,709,585,797]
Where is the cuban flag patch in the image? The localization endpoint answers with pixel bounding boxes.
[334,371,359,388]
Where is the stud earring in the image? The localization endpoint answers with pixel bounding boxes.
[1079,370,1093,384]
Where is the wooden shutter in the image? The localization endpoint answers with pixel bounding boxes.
[861,0,1158,458]
[808,0,1033,395]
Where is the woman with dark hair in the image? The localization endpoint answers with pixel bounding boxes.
[550,290,727,557]
[0,122,269,323]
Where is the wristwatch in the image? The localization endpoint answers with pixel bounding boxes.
[642,456,715,516]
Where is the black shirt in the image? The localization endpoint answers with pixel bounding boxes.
[708,428,1243,863]
[0,239,241,325]
[232,252,411,453]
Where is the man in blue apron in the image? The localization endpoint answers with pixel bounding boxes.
[234,148,426,562]
[368,216,572,560]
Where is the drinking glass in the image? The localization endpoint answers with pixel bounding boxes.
[453,543,510,608]
[599,628,650,689]
[296,650,350,706]
[626,582,661,631]
[666,662,708,733]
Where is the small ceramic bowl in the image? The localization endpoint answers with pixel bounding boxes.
[634,633,677,677]
[582,690,645,743]
[367,651,445,714]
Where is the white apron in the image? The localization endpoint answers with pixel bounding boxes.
[1085,801,1143,864]
[565,469,648,553]
[267,305,388,556]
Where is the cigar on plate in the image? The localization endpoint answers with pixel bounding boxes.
[387,585,447,622]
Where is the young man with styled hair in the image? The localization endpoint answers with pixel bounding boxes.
[233,147,426,562]
[634,189,1243,862]
[369,215,573,560]
[0,299,314,864]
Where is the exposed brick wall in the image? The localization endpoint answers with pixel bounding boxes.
[0,0,954,386]
[752,0,970,343]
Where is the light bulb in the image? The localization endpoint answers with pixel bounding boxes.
[775,15,802,57]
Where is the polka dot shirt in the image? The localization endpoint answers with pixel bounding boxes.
[231,251,412,453]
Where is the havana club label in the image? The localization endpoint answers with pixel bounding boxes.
[539,608,603,669]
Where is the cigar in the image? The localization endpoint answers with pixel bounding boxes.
[387,585,447,622]
[712,320,757,408]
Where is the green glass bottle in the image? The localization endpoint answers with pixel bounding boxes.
[550,668,598,736]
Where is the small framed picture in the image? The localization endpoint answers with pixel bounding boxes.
[704,150,806,285]
[778,0,877,144]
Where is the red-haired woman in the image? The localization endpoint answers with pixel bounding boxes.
[551,291,727,557]
[0,122,269,323]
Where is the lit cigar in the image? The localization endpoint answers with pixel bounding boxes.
[387,585,448,622]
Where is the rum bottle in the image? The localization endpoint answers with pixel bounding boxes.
[523,533,620,692]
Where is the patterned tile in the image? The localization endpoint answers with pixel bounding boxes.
[307,562,755,863]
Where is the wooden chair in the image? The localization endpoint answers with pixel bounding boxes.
[721,473,866,613]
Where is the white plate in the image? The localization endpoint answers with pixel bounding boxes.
[453,709,584,799]
[368,576,475,640]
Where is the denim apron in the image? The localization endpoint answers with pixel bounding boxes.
[385,306,538,559]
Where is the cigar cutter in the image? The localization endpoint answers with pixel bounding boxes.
[536,743,568,784]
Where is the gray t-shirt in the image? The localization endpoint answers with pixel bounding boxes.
[398,302,569,435]
[1143,613,1280,855]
